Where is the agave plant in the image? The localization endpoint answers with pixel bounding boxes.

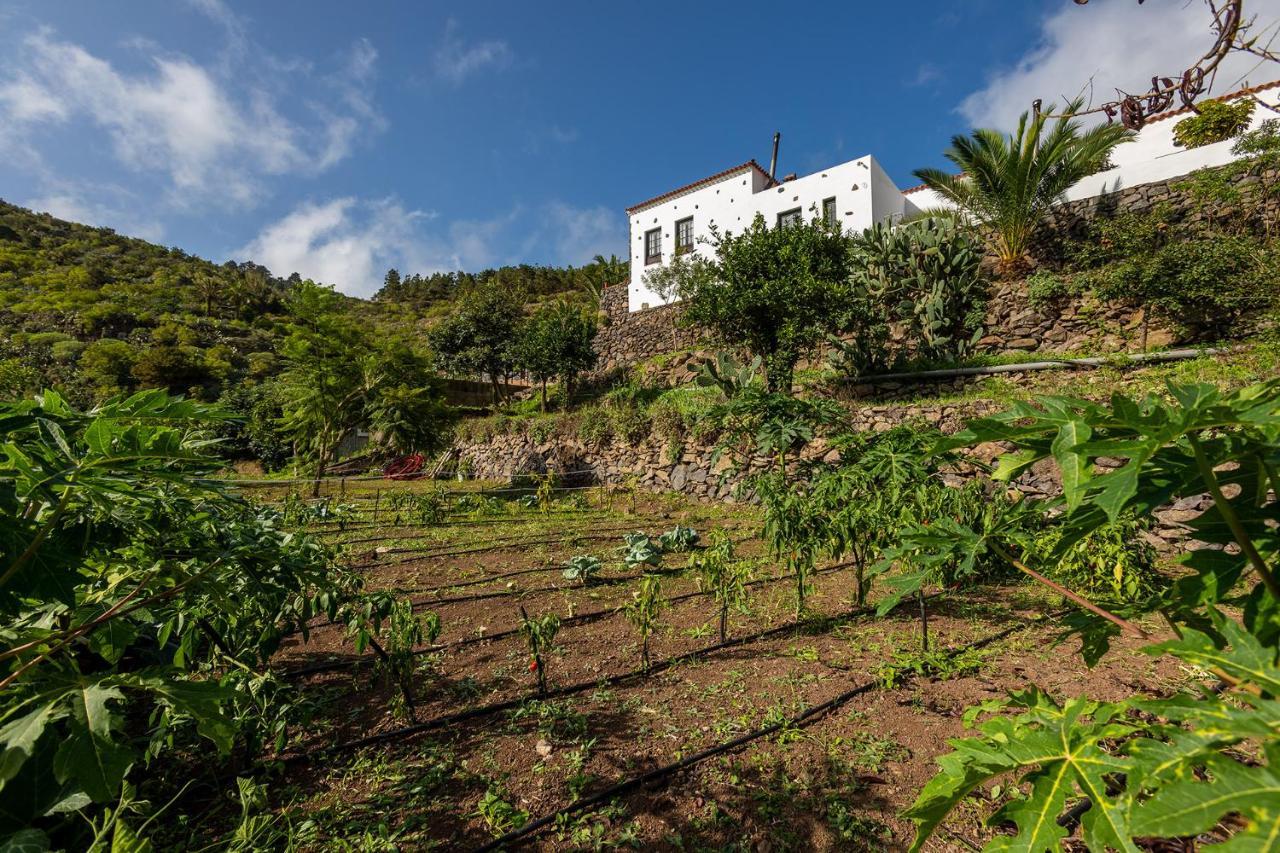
[913,98,1131,276]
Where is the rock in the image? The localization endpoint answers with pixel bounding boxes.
[670,464,688,491]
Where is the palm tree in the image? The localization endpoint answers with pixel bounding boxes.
[913,99,1132,276]
[582,253,627,308]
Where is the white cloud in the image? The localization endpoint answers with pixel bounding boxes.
[234,198,439,297]
[235,198,624,296]
[960,0,1276,130]
[433,19,512,85]
[537,203,623,264]
[0,24,382,210]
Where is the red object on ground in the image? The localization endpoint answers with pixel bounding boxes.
[384,453,425,480]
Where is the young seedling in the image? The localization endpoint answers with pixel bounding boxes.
[691,531,750,642]
[562,555,604,586]
[518,606,561,696]
[623,575,665,672]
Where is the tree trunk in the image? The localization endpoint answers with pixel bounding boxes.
[540,379,547,413]
[311,450,327,498]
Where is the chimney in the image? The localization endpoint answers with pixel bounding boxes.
[769,132,781,181]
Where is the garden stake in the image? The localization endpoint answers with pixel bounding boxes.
[918,588,929,652]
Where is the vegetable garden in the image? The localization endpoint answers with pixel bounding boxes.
[3,378,1279,851]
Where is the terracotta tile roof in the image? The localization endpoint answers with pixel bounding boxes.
[626,160,774,215]
[902,183,932,195]
[1144,78,1280,124]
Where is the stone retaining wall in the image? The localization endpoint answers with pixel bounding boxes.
[591,164,1275,376]
[453,397,1200,551]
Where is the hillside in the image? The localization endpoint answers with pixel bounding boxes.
[0,199,606,406]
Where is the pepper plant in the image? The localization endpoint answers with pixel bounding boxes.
[623,575,665,672]
[895,380,1280,851]
[518,607,560,697]
[690,530,751,642]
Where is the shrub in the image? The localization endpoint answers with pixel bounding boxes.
[1029,516,1160,603]
[576,405,612,445]
[609,403,651,444]
[1172,97,1255,149]
[1024,269,1076,308]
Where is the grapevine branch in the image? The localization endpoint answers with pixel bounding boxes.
[1038,0,1276,129]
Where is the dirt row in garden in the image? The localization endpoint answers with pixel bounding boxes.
[267,489,1192,852]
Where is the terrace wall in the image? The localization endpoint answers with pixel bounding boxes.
[592,163,1277,377]
[452,396,1201,552]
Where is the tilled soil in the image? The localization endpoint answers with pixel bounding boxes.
[266,490,1190,852]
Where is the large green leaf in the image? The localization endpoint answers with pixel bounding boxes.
[0,705,64,789]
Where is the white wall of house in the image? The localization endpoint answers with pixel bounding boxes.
[903,83,1280,218]
[625,82,1279,314]
[627,155,902,312]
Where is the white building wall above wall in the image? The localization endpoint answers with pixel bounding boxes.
[626,155,905,312]
[902,81,1280,218]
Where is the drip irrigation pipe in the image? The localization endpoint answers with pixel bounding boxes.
[212,468,605,487]
[281,559,855,680]
[469,613,1048,852]
[398,535,755,597]
[838,345,1241,385]
[346,522,751,568]
[281,569,900,762]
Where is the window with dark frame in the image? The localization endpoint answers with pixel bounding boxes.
[822,196,837,225]
[777,208,802,228]
[644,227,662,264]
[675,217,694,254]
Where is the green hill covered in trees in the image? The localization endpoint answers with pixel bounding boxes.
[0,199,615,401]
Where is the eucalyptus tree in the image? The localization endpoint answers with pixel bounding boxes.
[913,98,1131,276]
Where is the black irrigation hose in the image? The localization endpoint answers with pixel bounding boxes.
[346,522,753,569]
[400,536,756,597]
[469,613,1048,853]
[307,510,616,533]
[339,520,686,552]
[281,571,900,763]
[280,559,855,680]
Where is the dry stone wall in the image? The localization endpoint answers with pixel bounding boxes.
[591,165,1276,376]
[453,397,1199,552]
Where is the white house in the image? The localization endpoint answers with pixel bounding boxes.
[903,79,1280,216]
[625,79,1280,315]
[625,155,905,312]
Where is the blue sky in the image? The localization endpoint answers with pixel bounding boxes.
[1,0,1275,296]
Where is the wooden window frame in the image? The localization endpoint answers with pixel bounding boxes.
[822,196,837,225]
[776,207,802,228]
[644,227,662,265]
[675,216,694,255]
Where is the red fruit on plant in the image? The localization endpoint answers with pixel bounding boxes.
[528,658,539,672]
